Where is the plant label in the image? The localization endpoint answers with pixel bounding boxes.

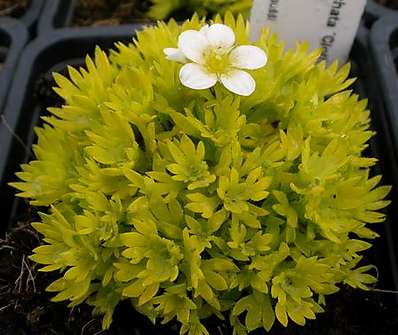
[250,0,366,64]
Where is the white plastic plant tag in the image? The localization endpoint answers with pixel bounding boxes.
[250,0,367,64]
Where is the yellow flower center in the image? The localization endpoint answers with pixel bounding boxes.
[203,47,232,74]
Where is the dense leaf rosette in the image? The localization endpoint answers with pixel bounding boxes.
[11,14,390,335]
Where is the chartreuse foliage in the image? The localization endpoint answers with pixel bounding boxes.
[11,14,390,335]
[148,0,252,20]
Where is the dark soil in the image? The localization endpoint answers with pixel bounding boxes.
[0,219,103,335]
[376,0,398,9]
[72,0,152,27]
[0,0,29,18]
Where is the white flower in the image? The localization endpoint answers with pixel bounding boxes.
[164,24,267,96]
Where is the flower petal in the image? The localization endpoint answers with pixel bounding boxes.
[178,30,209,63]
[180,63,218,90]
[220,70,256,96]
[230,45,268,70]
[207,24,235,49]
[199,24,210,36]
[164,48,188,63]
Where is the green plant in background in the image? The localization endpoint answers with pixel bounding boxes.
[148,0,252,20]
[11,13,390,335]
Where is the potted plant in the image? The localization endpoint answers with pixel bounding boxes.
[2,13,397,334]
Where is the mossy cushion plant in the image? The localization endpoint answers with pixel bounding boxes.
[11,13,391,335]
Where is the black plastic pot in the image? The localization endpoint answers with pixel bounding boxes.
[38,0,151,34]
[366,0,398,20]
[370,17,398,137]
[370,15,398,262]
[0,17,29,112]
[361,0,397,35]
[21,0,44,34]
[0,0,44,35]
[37,0,75,33]
[350,39,398,294]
